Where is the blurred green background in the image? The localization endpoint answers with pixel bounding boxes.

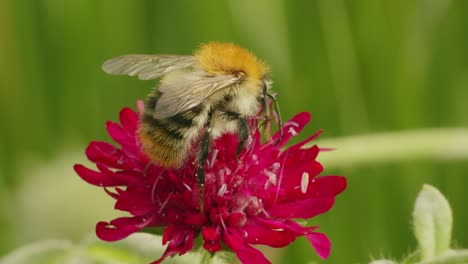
[1,0,467,263]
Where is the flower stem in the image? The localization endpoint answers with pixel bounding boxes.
[417,249,468,264]
[308,128,468,168]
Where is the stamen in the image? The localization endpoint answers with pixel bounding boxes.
[286,121,299,127]
[218,183,228,196]
[301,172,309,194]
[209,149,219,169]
[182,182,192,192]
[151,171,163,205]
[264,170,277,186]
[271,228,285,232]
[265,162,280,186]
[220,214,227,231]
[273,152,288,205]
[218,169,225,186]
[271,162,281,172]
[239,136,255,160]
[260,207,270,218]
[158,192,173,214]
[288,127,298,136]
[244,136,253,151]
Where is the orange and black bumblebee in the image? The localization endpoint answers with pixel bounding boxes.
[102,42,280,195]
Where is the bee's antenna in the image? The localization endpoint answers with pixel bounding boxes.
[261,83,271,118]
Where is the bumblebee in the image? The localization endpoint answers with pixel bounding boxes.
[102,42,279,196]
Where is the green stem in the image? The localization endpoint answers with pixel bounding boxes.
[307,128,468,168]
[417,249,468,264]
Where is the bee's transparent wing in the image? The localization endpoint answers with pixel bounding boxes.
[154,72,242,119]
[102,55,196,80]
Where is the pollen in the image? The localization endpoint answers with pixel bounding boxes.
[194,42,269,81]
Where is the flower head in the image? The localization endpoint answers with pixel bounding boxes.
[74,103,346,264]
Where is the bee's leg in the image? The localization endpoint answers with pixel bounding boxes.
[266,93,283,145]
[236,117,249,156]
[197,110,213,213]
[198,127,211,188]
[221,111,248,156]
[142,161,152,177]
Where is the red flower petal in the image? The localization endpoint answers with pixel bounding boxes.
[162,224,175,245]
[267,197,335,219]
[96,163,144,187]
[306,232,331,259]
[75,104,347,264]
[86,141,140,170]
[96,221,137,242]
[243,219,296,247]
[96,215,152,241]
[74,164,120,187]
[202,226,220,241]
[281,145,321,172]
[285,129,323,153]
[152,226,196,264]
[119,107,139,136]
[304,176,347,198]
[272,112,311,148]
[85,141,119,164]
[114,190,153,215]
[223,229,271,264]
[106,121,129,143]
[106,121,141,158]
[279,150,324,199]
[202,226,222,252]
[104,187,119,199]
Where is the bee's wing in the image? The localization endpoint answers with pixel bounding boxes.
[154,72,242,119]
[102,55,196,80]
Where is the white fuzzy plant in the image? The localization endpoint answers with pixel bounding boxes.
[371,184,468,264]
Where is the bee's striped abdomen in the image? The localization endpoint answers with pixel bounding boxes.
[137,92,204,168]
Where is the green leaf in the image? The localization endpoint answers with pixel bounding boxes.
[413,184,453,260]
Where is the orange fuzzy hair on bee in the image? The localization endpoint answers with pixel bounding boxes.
[195,42,269,81]
[137,128,186,169]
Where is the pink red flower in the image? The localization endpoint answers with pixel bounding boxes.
[74,103,346,264]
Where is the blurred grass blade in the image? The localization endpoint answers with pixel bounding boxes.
[317,0,369,133]
[313,128,468,168]
[369,260,399,264]
[228,0,291,84]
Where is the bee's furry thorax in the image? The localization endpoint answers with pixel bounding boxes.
[195,42,269,82]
